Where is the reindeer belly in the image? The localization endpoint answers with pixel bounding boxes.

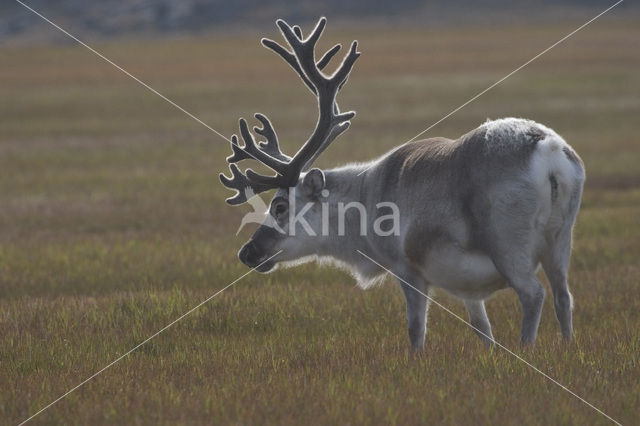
[422,245,507,300]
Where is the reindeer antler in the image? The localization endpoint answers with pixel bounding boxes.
[219,17,360,205]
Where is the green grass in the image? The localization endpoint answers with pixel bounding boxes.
[1,17,639,425]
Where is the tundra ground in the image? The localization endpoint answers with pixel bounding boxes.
[1,18,639,425]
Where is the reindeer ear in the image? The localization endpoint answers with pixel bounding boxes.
[302,168,325,197]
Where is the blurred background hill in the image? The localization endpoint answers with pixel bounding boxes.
[2,0,638,45]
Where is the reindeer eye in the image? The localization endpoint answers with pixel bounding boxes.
[271,198,288,217]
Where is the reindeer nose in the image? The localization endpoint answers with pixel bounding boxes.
[238,240,258,266]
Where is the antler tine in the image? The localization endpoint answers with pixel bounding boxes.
[226,134,252,163]
[261,18,343,94]
[236,118,289,176]
[276,19,325,82]
[253,113,291,162]
[225,119,291,165]
[317,44,341,71]
[275,19,359,100]
[261,38,345,93]
[220,17,361,204]
[261,38,316,94]
[302,17,326,46]
[219,163,274,205]
[330,40,360,87]
[221,115,296,200]
[259,17,360,179]
[271,19,360,173]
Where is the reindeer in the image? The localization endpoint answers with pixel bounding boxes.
[219,18,585,350]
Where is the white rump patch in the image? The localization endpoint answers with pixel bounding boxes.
[530,132,576,190]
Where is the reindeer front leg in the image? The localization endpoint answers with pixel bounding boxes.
[397,270,431,351]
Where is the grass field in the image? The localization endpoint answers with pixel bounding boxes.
[1,15,639,425]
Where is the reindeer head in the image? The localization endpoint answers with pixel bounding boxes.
[219,17,360,272]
